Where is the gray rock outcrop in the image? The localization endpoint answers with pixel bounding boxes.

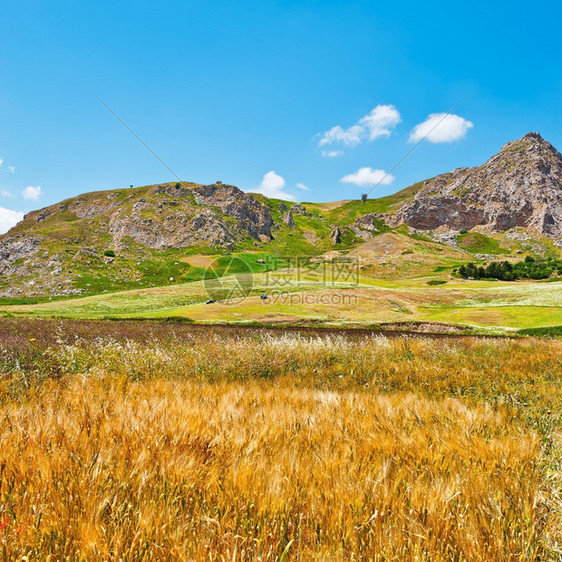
[392,133,562,238]
[0,235,42,275]
[330,227,342,245]
[282,211,295,228]
[192,183,274,240]
[290,203,311,217]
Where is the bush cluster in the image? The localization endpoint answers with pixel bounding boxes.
[456,256,562,281]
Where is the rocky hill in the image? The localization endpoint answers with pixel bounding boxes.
[391,132,562,237]
[0,180,336,297]
[0,132,560,298]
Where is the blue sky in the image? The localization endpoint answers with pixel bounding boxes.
[1,0,561,231]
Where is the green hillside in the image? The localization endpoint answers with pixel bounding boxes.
[0,177,560,312]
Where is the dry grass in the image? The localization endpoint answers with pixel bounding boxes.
[0,320,560,560]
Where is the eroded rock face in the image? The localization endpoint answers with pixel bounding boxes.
[354,213,387,232]
[290,203,311,217]
[282,211,295,228]
[108,209,237,249]
[70,199,122,219]
[330,227,342,245]
[351,213,389,240]
[153,183,192,198]
[192,184,273,240]
[396,196,486,231]
[0,182,280,297]
[16,182,275,254]
[393,133,562,237]
[0,236,42,275]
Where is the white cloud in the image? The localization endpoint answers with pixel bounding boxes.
[409,113,474,143]
[22,185,42,201]
[0,160,15,174]
[340,167,395,187]
[255,171,296,201]
[0,206,24,234]
[319,104,401,147]
[295,183,310,191]
[1,189,15,197]
[321,150,344,158]
[319,124,364,147]
[358,105,402,140]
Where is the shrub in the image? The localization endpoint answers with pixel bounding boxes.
[457,257,561,281]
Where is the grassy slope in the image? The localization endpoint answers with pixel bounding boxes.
[2,179,561,331]
[2,266,560,332]
[304,180,426,225]
[0,182,326,297]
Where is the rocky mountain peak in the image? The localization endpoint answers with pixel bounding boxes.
[498,131,560,157]
[393,133,562,238]
[520,131,543,142]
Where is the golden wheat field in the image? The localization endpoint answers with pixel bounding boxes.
[0,319,560,560]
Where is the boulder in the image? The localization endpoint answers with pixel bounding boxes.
[330,227,342,245]
[282,211,295,228]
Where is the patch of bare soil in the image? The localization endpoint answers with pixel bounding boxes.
[181,254,217,267]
